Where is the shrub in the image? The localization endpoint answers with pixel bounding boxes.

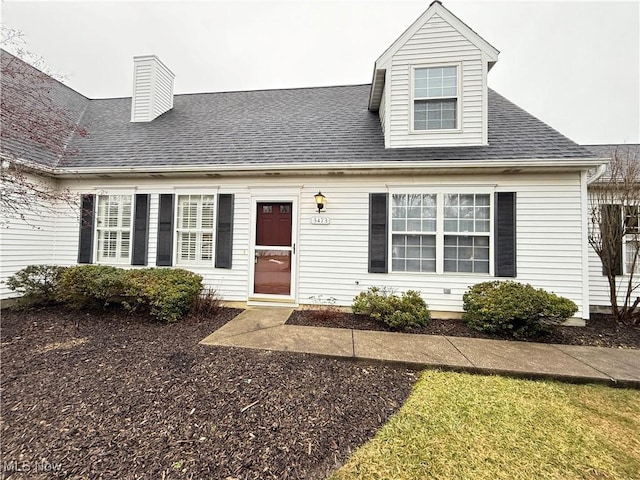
[306,295,342,322]
[57,265,127,309]
[462,280,578,338]
[122,268,203,322]
[191,287,222,320]
[5,264,67,308]
[352,287,430,330]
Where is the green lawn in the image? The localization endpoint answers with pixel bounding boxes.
[331,371,640,480]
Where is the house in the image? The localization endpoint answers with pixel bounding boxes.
[584,144,640,312]
[1,1,617,320]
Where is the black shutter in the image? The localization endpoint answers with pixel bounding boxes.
[77,194,95,264]
[215,194,234,269]
[156,194,174,266]
[601,204,623,276]
[368,193,388,273]
[495,192,517,277]
[132,194,150,266]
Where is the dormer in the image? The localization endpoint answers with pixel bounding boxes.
[369,1,499,148]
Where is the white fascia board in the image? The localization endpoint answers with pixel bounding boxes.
[368,67,386,111]
[56,157,609,178]
[0,152,57,176]
[374,2,499,70]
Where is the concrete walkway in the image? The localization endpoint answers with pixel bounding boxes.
[200,308,640,388]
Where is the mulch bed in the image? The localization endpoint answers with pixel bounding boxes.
[287,310,640,349]
[0,307,416,479]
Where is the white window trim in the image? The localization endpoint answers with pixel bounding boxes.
[388,187,494,276]
[94,194,134,265]
[409,62,462,135]
[625,234,639,275]
[624,205,639,274]
[174,194,216,266]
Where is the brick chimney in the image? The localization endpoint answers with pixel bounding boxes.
[130,55,175,122]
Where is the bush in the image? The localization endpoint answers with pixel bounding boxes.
[306,295,342,322]
[122,268,203,322]
[462,280,578,338]
[352,287,430,330]
[5,264,67,308]
[57,265,127,309]
[190,288,222,320]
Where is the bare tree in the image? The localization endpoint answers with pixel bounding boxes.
[1,27,87,227]
[588,146,640,324]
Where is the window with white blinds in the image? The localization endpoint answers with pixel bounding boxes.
[176,195,215,264]
[96,195,132,263]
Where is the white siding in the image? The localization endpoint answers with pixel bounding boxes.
[0,174,58,299]
[296,173,585,318]
[386,13,486,148]
[587,222,638,310]
[9,172,586,317]
[131,56,175,123]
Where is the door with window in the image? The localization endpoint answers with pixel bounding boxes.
[253,202,293,296]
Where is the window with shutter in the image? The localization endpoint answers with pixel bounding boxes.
[371,190,517,277]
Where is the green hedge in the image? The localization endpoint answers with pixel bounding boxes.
[57,265,127,309]
[462,280,578,338]
[55,265,203,322]
[353,287,431,330]
[122,268,203,322]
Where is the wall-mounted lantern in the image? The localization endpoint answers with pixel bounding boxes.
[314,191,326,213]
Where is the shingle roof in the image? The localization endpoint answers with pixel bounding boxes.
[584,144,640,180]
[585,144,640,160]
[61,85,594,170]
[0,50,89,168]
[2,48,597,171]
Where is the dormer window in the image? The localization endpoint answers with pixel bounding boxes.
[412,65,459,131]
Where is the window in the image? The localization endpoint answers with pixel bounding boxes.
[96,195,132,263]
[391,192,491,274]
[625,205,639,273]
[625,206,639,234]
[444,194,490,273]
[176,195,214,263]
[392,194,437,272]
[413,66,458,131]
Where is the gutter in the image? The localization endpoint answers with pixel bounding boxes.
[586,163,608,185]
[55,157,609,177]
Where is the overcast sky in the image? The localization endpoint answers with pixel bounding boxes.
[2,0,639,145]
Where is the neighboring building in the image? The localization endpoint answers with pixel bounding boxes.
[584,144,640,311]
[1,1,615,319]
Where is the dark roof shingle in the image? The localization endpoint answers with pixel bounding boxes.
[63,85,594,169]
[2,47,596,171]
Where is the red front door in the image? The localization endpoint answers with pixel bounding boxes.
[254,203,293,295]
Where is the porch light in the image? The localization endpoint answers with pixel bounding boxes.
[314,191,326,213]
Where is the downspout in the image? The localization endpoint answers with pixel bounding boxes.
[583,161,607,320]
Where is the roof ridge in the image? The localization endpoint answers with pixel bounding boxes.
[87,83,372,101]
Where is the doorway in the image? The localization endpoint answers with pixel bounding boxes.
[253,202,294,296]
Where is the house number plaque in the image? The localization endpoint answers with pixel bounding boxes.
[310,216,331,225]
